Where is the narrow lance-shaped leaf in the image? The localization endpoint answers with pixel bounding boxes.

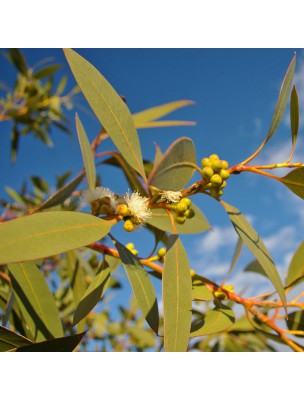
[135,120,196,129]
[190,305,235,337]
[264,54,296,144]
[133,100,195,124]
[149,204,210,235]
[227,237,243,277]
[34,172,84,212]
[288,85,299,161]
[32,64,61,80]
[148,137,197,191]
[73,260,111,326]
[286,241,304,288]
[0,211,117,264]
[221,201,286,309]
[244,260,267,277]
[75,114,96,192]
[8,262,64,342]
[163,235,192,352]
[114,241,159,334]
[101,151,147,196]
[64,49,145,178]
[66,251,86,333]
[0,325,33,352]
[281,167,304,200]
[10,332,86,352]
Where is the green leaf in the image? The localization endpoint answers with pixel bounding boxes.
[32,64,61,80]
[163,235,192,352]
[56,76,67,95]
[73,260,111,325]
[221,201,286,309]
[153,143,163,166]
[102,152,147,196]
[264,54,296,144]
[30,176,49,193]
[135,120,196,129]
[63,48,145,178]
[0,325,33,351]
[0,211,116,264]
[281,167,304,200]
[35,172,84,211]
[287,311,304,333]
[8,49,28,75]
[10,125,20,163]
[286,241,304,287]
[10,332,86,352]
[5,186,25,204]
[227,237,243,276]
[65,250,87,332]
[133,100,195,125]
[289,85,299,158]
[244,259,267,277]
[148,137,197,190]
[114,241,159,334]
[148,203,210,234]
[190,305,235,337]
[192,279,213,301]
[8,262,64,341]
[75,114,96,192]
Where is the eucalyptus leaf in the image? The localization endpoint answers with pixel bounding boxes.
[32,64,61,80]
[281,167,304,200]
[244,260,267,277]
[35,172,84,211]
[133,100,195,124]
[10,331,86,352]
[287,311,304,333]
[286,241,304,287]
[148,204,210,234]
[148,137,197,190]
[0,325,33,352]
[114,241,159,334]
[192,279,213,301]
[221,201,286,309]
[64,48,145,178]
[190,305,235,337]
[66,251,86,332]
[264,54,296,144]
[8,262,64,341]
[75,114,96,192]
[163,235,192,352]
[73,260,111,325]
[102,152,147,196]
[289,85,299,157]
[0,211,116,264]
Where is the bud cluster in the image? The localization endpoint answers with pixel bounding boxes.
[200,154,230,198]
[167,197,195,225]
[117,191,152,233]
[90,196,116,217]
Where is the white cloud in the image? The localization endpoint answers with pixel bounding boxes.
[195,225,237,255]
[264,225,297,253]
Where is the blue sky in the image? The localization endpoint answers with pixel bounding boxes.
[1,48,304,309]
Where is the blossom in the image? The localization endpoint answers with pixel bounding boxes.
[160,190,182,203]
[82,186,117,208]
[124,191,151,223]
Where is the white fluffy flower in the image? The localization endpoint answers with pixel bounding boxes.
[82,186,117,207]
[124,191,151,223]
[160,190,182,203]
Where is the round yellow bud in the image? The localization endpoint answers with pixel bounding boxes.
[116,204,130,217]
[123,219,135,232]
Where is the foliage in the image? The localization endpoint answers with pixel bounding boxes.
[1,49,304,352]
[0,49,78,162]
